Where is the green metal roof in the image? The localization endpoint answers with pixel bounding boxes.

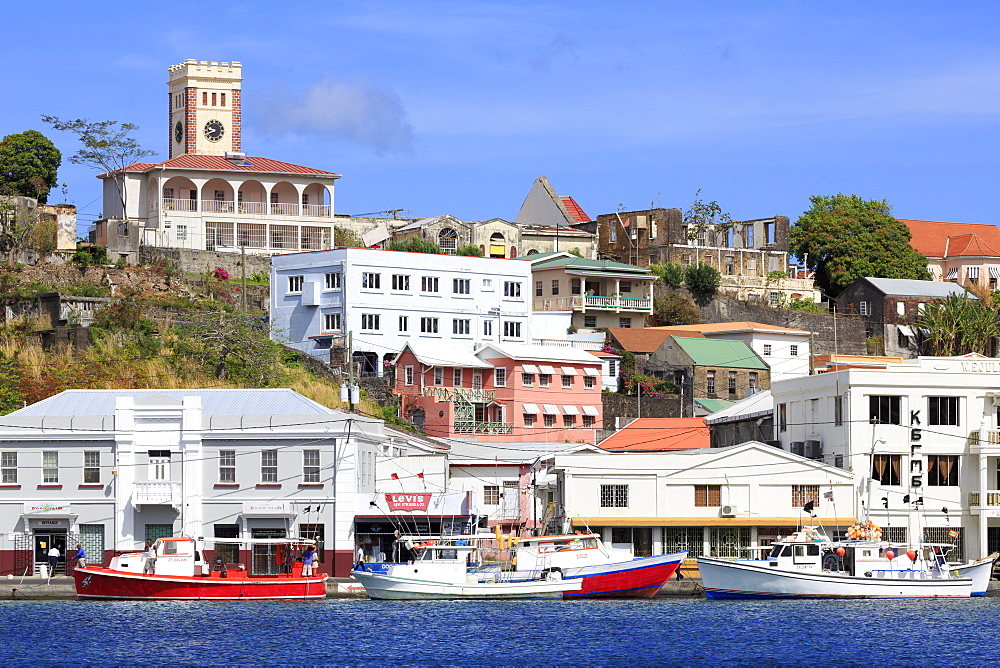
[695,398,736,413]
[673,336,768,370]
[531,255,651,275]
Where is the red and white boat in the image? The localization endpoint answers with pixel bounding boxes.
[510,533,686,598]
[73,536,328,600]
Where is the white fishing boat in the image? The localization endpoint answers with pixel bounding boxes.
[350,540,582,600]
[697,526,975,599]
[952,553,998,596]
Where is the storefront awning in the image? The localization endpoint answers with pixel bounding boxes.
[538,365,556,375]
[562,405,580,415]
[583,367,601,377]
[582,405,600,416]
[560,367,578,376]
[522,403,540,414]
[543,404,560,415]
[991,267,1000,280]
[521,364,540,374]
[946,267,959,279]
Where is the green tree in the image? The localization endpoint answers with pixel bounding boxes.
[41,116,155,219]
[386,238,443,254]
[653,292,701,326]
[0,130,61,203]
[684,263,720,304]
[456,243,483,256]
[649,262,685,288]
[171,308,286,386]
[684,190,734,260]
[790,193,929,297]
[916,290,998,356]
[26,217,57,257]
[567,248,583,258]
[0,197,39,265]
[334,227,365,248]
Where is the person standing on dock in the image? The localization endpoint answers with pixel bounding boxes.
[73,544,87,569]
[47,545,60,577]
[302,545,317,577]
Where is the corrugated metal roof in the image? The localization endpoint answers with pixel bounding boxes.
[402,341,493,368]
[695,398,735,413]
[11,389,338,417]
[704,390,774,425]
[863,277,973,298]
[529,255,651,275]
[673,337,768,370]
[598,418,709,452]
[477,343,603,365]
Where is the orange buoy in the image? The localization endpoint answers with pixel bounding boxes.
[906,550,917,561]
[885,549,895,560]
[835,547,846,557]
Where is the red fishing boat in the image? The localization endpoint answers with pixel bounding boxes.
[73,537,327,600]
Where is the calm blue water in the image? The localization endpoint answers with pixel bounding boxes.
[0,598,997,665]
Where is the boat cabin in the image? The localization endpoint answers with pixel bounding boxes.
[513,534,633,573]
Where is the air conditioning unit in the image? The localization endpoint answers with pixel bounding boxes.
[805,440,822,460]
[790,441,805,456]
[720,504,738,518]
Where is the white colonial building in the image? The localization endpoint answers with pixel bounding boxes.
[94,60,340,260]
[771,354,1000,562]
[270,248,533,375]
[0,389,385,578]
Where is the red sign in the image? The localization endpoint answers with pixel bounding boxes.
[385,493,432,511]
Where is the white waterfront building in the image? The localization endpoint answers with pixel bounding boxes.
[270,248,533,375]
[771,354,1000,562]
[0,389,385,578]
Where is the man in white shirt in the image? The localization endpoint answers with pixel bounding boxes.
[47,546,60,577]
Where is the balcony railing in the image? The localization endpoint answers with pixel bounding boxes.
[134,480,181,506]
[969,491,1000,507]
[453,421,513,434]
[422,387,496,403]
[532,295,652,312]
[969,430,1000,446]
[156,199,329,218]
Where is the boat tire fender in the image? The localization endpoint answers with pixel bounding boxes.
[544,567,563,582]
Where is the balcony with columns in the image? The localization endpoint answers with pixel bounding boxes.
[133,481,182,509]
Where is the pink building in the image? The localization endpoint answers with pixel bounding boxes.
[395,341,604,444]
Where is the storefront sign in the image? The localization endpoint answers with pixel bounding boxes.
[22,503,71,515]
[385,493,432,511]
[241,502,290,515]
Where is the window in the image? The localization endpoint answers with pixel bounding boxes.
[524,413,536,428]
[503,321,521,338]
[324,313,341,331]
[323,272,341,290]
[584,376,595,389]
[421,276,439,293]
[792,485,819,507]
[522,373,534,387]
[261,450,278,483]
[176,225,188,240]
[42,451,58,483]
[872,454,901,485]
[778,403,787,432]
[748,372,758,392]
[214,524,240,563]
[763,344,772,356]
[551,280,560,295]
[563,415,574,429]
[219,450,236,483]
[600,485,629,508]
[619,317,632,328]
[728,371,737,396]
[504,281,522,298]
[303,450,320,483]
[928,455,959,486]
[421,317,439,334]
[433,368,444,386]
[562,375,573,389]
[535,281,543,297]
[288,275,303,293]
[834,396,843,426]
[543,414,555,428]
[695,485,721,507]
[438,228,458,254]
[928,397,960,426]
[453,319,471,335]
[706,370,716,395]
[790,345,798,356]
[539,374,550,388]
[361,272,381,289]
[392,274,409,291]
[484,485,500,505]
[769,291,780,307]
[453,278,470,294]
[483,320,493,336]
[400,366,412,387]
[870,395,901,425]
[494,368,506,387]
[571,279,581,295]
[583,415,595,428]
[859,301,869,316]
[83,451,100,484]
[361,314,380,331]
[896,301,906,315]
[1,451,15,484]
[398,315,408,332]
[483,279,493,289]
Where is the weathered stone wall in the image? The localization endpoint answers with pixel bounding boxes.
[139,246,271,278]
[601,392,682,430]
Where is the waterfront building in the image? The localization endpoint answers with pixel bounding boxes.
[770,354,1000,562]
[0,389,384,577]
[269,247,533,375]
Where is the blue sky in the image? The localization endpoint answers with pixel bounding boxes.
[5,1,1000,235]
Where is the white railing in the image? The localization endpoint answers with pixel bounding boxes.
[161,198,197,212]
[271,203,300,216]
[202,200,236,213]
[303,204,331,217]
[532,295,652,312]
[134,480,181,506]
[239,202,265,215]
[422,387,496,403]
[158,199,328,217]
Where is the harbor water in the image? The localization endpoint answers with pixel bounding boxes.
[0,597,997,665]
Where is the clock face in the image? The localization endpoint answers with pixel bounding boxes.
[204,119,224,142]
[174,121,184,144]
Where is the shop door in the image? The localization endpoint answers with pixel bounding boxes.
[251,528,287,575]
[34,532,67,573]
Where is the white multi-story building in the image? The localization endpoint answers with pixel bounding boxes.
[0,389,385,578]
[771,354,1000,562]
[270,248,533,375]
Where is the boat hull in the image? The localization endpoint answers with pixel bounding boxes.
[73,567,328,600]
[351,570,582,600]
[697,557,973,599]
[952,553,998,596]
[527,551,686,598]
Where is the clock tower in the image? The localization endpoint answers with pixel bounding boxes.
[167,60,243,158]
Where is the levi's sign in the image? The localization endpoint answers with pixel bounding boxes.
[385,493,432,511]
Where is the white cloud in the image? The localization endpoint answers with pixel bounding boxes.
[254,77,413,154]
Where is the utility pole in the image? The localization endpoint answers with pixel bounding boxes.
[348,330,355,413]
[240,244,247,311]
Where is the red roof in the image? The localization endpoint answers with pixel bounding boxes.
[111,154,340,177]
[607,327,703,354]
[598,418,709,452]
[560,196,591,223]
[899,219,1000,259]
